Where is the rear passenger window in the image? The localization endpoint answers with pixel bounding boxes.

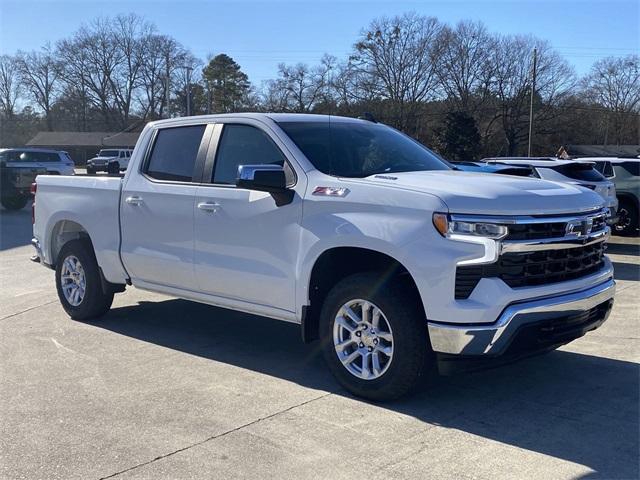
[146,125,206,182]
[212,124,286,184]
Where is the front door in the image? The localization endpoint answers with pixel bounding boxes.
[193,122,304,313]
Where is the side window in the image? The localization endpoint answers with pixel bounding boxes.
[120,151,125,158]
[17,151,36,162]
[34,152,60,162]
[145,125,206,182]
[212,124,286,185]
[621,162,640,177]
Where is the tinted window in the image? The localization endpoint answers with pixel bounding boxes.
[33,152,61,162]
[4,151,58,162]
[278,121,449,177]
[213,124,286,184]
[99,150,119,157]
[549,163,605,182]
[620,162,640,176]
[146,125,205,182]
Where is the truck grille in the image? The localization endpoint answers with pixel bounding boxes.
[455,235,607,299]
[505,215,607,240]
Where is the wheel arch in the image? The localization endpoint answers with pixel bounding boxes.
[301,246,424,343]
[49,219,92,267]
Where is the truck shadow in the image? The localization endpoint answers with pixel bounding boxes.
[612,261,640,281]
[607,241,640,257]
[99,299,639,479]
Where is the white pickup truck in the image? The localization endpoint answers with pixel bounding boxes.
[32,113,616,400]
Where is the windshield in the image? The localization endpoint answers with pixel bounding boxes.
[98,150,119,157]
[277,120,450,178]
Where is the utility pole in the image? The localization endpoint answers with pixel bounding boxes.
[164,50,170,119]
[527,47,538,157]
[185,66,193,116]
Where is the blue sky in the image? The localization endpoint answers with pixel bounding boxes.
[0,0,638,84]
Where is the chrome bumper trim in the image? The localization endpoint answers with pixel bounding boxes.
[428,278,615,355]
[501,227,609,253]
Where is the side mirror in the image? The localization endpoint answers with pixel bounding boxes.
[236,165,288,193]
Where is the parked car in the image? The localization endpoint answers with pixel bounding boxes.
[584,157,639,236]
[482,157,618,222]
[0,163,44,210]
[31,114,615,400]
[86,149,133,174]
[0,148,75,176]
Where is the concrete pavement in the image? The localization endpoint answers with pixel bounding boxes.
[1,205,638,479]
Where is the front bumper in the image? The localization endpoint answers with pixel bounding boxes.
[428,278,615,356]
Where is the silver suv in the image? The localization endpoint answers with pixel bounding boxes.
[482,157,618,221]
[0,148,75,176]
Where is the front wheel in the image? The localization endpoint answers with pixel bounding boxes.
[320,272,430,401]
[55,239,113,320]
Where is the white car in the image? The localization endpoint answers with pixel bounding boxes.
[0,148,75,176]
[86,149,133,173]
[483,157,619,221]
[31,114,615,400]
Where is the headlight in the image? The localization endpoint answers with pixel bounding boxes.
[433,213,508,240]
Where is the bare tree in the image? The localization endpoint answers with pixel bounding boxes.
[351,13,444,132]
[16,45,61,130]
[435,20,496,113]
[109,14,153,127]
[263,56,334,113]
[489,35,575,155]
[581,55,640,144]
[0,55,21,117]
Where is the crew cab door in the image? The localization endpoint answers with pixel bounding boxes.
[120,123,211,290]
[193,121,305,313]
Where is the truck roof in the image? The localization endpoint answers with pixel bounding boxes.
[149,112,371,128]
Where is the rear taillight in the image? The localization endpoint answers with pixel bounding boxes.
[31,182,36,224]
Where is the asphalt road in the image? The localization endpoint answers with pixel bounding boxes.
[1,205,638,480]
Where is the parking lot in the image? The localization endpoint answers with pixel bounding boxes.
[1,205,638,480]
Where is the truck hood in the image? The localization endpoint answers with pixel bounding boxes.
[359,171,605,215]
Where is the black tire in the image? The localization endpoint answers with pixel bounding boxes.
[319,272,431,401]
[55,239,113,320]
[86,166,96,175]
[614,198,639,236]
[1,195,29,210]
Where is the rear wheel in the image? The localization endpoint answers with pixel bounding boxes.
[55,239,113,320]
[614,198,639,236]
[320,272,430,401]
[1,195,29,210]
[86,166,96,175]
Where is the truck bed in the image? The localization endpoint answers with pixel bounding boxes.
[33,174,128,284]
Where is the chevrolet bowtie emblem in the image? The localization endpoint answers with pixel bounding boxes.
[566,218,593,237]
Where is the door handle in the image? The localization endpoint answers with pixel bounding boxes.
[197,201,220,213]
[125,195,143,206]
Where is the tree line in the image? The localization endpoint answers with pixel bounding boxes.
[0,12,638,158]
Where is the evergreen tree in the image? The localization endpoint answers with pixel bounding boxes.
[434,111,481,161]
[202,54,250,113]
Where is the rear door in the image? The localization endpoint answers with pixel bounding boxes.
[120,123,212,290]
[192,120,305,313]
